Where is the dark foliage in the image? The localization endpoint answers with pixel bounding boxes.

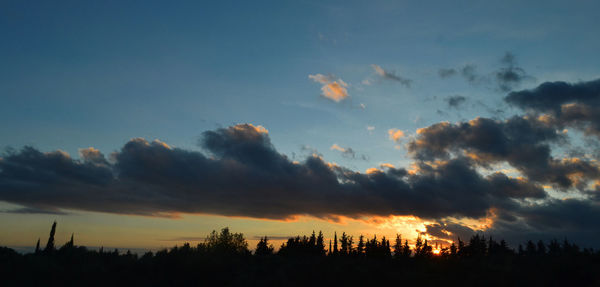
[2,223,600,286]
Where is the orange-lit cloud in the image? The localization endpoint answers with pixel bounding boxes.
[309,74,349,102]
[388,128,405,142]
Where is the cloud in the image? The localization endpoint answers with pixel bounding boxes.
[371,64,412,87]
[445,95,467,108]
[438,52,532,92]
[506,78,600,138]
[408,116,600,189]
[0,123,547,222]
[330,144,367,160]
[494,52,533,92]
[1,207,70,215]
[309,74,349,102]
[438,68,458,78]
[388,129,405,142]
[438,65,481,83]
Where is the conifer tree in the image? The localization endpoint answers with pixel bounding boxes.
[357,235,365,256]
[255,236,274,256]
[333,232,338,254]
[316,231,325,255]
[402,240,412,257]
[35,238,41,253]
[393,234,402,259]
[44,221,57,252]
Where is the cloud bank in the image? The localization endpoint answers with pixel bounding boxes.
[2,78,600,246]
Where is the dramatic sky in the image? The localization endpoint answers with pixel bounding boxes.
[2,0,600,250]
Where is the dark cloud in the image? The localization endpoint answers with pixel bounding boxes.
[445,95,467,108]
[460,64,480,83]
[505,78,600,112]
[495,52,532,92]
[439,52,532,92]
[371,64,412,87]
[1,207,69,215]
[0,124,543,221]
[408,116,600,189]
[437,65,481,83]
[330,144,368,161]
[425,221,478,241]
[438,68,457,78]
[506,78,600,137]
[486,197,600,247]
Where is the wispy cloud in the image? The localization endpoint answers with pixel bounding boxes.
[371,64,412,87]
[330,144,368,160]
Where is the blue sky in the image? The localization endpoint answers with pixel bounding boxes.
[2,0,600,248]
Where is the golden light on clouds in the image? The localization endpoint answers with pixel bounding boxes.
[330,144,346,152]
[309,74,349,102]
[388,128,405,142]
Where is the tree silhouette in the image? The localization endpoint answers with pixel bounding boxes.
[202,227,249,255]
[44,221,57,253]
[255,236,274,256]
[34,238,40,254]
[356,235,365,256]
[393,234,402,259]
[1,224,599,286]
[333,232,338,255]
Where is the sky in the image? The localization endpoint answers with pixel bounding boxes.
[1,0,600,251]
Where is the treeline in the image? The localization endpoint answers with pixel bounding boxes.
[1,223,600,286]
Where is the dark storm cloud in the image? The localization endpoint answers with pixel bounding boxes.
[506,78,600,137]
[485,197,600,247]
[0,124,544,220]
[445,95,467,108]
[505,78,600,112]
[408,116,600,188]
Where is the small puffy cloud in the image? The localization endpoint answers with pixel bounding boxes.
[445,95,467,108]
[309,74,349,102]
[371,64,412,87]
[438,68,458,78]
[388,128,405,142]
